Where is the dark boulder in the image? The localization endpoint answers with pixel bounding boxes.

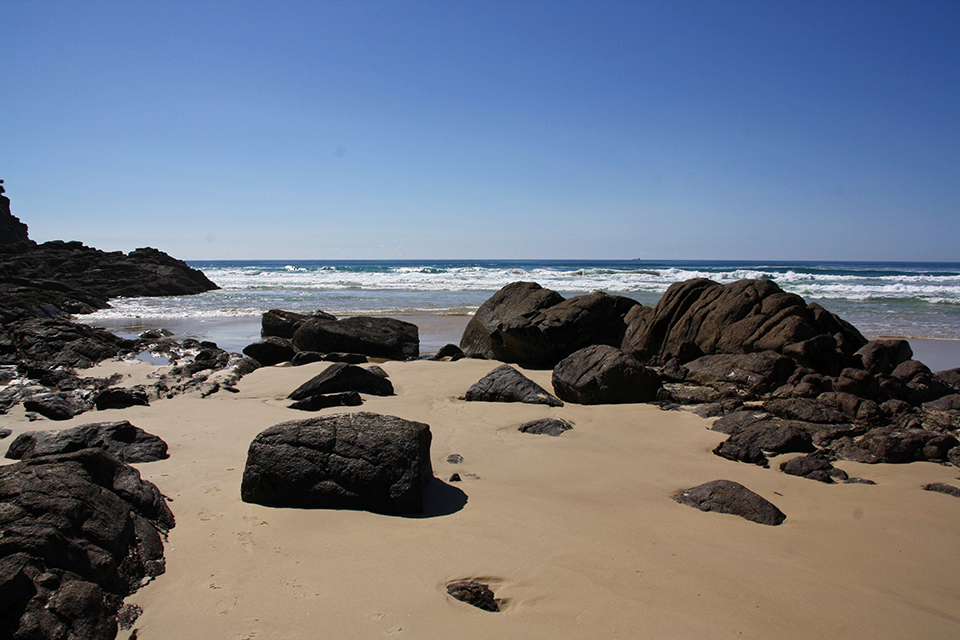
[762,397,849,424]
[552,344,661,405]
[464,364,562,407]
[835,367,880,402]
[446,580,500,612]
[288,363,394,401]
[22,392,83,421]
[2,317,133,368]
[0,448,174,639]
[936,368,960,391]
[621,278,866,373]
[288,391,363,411]
[829,427,959,464]
[0,189,31,245]
[923,394,960,412]
[683,351,796,393]
[889,360,953,404]
[5,421,169,463]
[518,418,573,436]
[459,282,565,359]
[242,337,297,366]
[856,339,913,375]
[322,352,369,364]
[780,454,849,483]
[94,387,150,410]
[290,351,326,366]
[491,292,641,366]
[713,423,815,467]
[240,412,433,515]
[672,479,786,526]
[292,316,419,361]
[261,309,335,339]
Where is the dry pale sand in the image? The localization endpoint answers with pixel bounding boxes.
[2,357,959,640]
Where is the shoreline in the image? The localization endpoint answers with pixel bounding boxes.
[79,312,960,371]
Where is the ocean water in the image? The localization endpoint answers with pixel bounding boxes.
[80,260,960,360]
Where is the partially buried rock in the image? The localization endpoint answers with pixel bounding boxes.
[673,479,786,526]
[288,362,394,401]
[446,580,500,612]
[292,315,419,361]
[921,482,960,498]
[94,386,150,410]
[464,364,562,407]
[552,344,661,404]
[240,412,433,515]
[5,420,169,463]
[288,391,362,411]
[518,418,573,436]
[429,344,465,361]
[780,454,849,483]
[22,392,82,421]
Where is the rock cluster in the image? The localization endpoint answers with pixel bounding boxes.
[0,448,175,639]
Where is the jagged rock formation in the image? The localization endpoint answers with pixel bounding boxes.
[0,185,30,246]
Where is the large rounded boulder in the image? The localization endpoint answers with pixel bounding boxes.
[292,316,419,361]
[240,412,433,515]
[552,344,661,404]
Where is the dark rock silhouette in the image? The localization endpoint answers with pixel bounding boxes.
[292,315,419,361]
[672,479,786,525]
[0,180,31,246]
[464,364,563,407]
[5,421,168,463]
[552,344,661,405]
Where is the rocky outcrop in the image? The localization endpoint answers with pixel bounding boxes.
[292,316,419,361]
[5,421,169,463]
[0,188,30,246]
[464,364,563,407]
[0,241,218,322]
[672,479,786,525]
[621,278,866,372]
[261,309,336,339]
[491,291,641,367]
[1,317,134,368]
[0,448,175,639]
[459,282,564,359]
[240,412,433,514]
[552,344,661,404]
[779,454,850,483]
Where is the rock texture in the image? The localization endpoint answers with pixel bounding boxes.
[5,421,169,463]
[292,316,419,361]
[287,363,394,401]
[518,418,573,436]
[240,412,433,515]
[459,282,565,360]
[446,580,500,612]
[464,364,563,407]
[621,278,866,371]
[552,344,661,404]
[672,479,786,525]
[242,337,297,366]
[0,448,175,639]
[0,241,218,322]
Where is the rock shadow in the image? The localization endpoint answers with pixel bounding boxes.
[406,478,468,518]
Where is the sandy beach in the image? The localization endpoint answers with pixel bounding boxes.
[2,351,958,640]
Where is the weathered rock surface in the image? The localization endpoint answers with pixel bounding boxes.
[288,363,394,401]
[459,282,565,359]
[292,316,419,361]
[94,387,150,410]
[922,482,960,498]
[240,412,433,514]
[0,448,174,639]
[672,479,786,525]
[261,309,335,339]
[518,418,573,436]
[242,337,296,366]
[492,291,641,366]
[621,278,866,372]
[22,392,83,421]
[552,344,661,404]
[0,189,30,245]
[856,339,913,375]
[780,454,849,483]
[288,391,363,411]
[713,422,815,467]
[683,351,796,394]
[6,421,169,463]
[1,317,134,368]
[828,427,958,464]
[464,364,562,407]
[446,580,500,612]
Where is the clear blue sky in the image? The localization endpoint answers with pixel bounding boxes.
[2,1,958,261]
